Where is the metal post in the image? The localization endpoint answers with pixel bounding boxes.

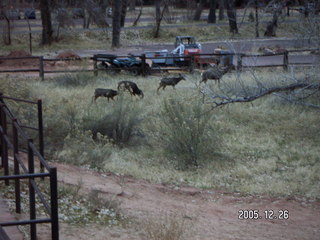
[283,51,289,71]
[39,56,44,81]
[37,99,44,178]
[12,119,21,214]
[28,139,37,239]
[189,55,195,73]
[50,167,59,240]
[237,54,243,71]
[140,54,146,76]
[1,105,9,185]
[0,103,3,168]
[93,56,98,77]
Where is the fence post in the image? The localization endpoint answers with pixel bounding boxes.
[140,54,146,76]
[189,55,195,73]
[93,56,98,77]
[237,54,243,71]
[0,105,9,186]
[283,51,289,71]
[39,56,44,81]
[50,167,59,240]
[37,99,44,178]
[12,119,21,214]
[28,139,37,240]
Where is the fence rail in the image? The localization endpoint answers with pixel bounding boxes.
[0,95,59,240]
[0,48,319,80]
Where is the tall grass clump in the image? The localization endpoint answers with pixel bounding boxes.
[155,97,219,169]
[142,213,190,240]
[52,73,95,88]
[82,96,143,147]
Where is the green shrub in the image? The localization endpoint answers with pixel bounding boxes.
[156,97,219,169]
[57,130,111,171]
[82,96,142,147]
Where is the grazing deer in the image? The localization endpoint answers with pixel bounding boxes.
[200,65,233,85]
[117,81,144,98]
[157,73,186,92]
[93,88,118,102]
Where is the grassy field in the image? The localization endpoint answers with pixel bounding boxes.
[1,66,319,200]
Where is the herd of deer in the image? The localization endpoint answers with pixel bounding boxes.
[93,65,233,102]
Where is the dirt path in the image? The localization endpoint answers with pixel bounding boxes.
[38,162,320,240]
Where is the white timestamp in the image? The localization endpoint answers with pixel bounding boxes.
[238,209,289,220]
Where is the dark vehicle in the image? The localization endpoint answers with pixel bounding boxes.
[94,54,149,76]
[24,8,36,19]
[72,8,84,18]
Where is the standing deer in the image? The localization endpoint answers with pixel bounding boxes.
[117,81,144,98]
[200,65,233,85]
[157,73,186,92]
[93,88,118,102]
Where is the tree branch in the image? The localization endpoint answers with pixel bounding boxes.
[208,82,320,109]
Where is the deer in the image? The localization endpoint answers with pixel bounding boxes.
[200,64,233,86]
[117,81,144,98]
[157,73,186,92]
[93,88,118,102]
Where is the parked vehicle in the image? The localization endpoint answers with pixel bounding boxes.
[94,54,149,76]
[146,36,234,69]
[72,8,84,19]
[146,36,202,67]
[24,8,36,19]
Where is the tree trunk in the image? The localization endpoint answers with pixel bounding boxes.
[264,5,282,37]
[208,0,217,23]
[226,0,238,34]
[121,0,128,27]
[194,0,206,21]
[219,0,225,20]
[40,0,53,45]
[3,16,11,45]
[255,0,259,38]
[154,0,161,38]
[129,0,136,11]
[112,0,122,48]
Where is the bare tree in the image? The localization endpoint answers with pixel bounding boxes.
[40,0,53,45]
[219,0,225,20]
[208,0,217,23]
[112,0,122,48]
[194,0,207,21]
[154,0,169,38]
[225,0,238,34]
[121,0,128,27]
[132,0,143,26]
[264,1,287,37]
[129,0,136,11]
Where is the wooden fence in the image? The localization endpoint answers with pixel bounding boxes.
[0,48,318,80]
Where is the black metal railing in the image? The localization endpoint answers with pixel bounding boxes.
[0,95,59,240]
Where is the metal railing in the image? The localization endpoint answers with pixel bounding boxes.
[0,95,59,240]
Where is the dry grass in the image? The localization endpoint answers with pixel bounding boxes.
[142,212,191,240]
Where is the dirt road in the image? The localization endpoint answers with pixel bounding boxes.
[41,162,320,240]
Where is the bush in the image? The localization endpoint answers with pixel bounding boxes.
[57,130,112,171]
[156,98,219,169]
[82,96,142,147]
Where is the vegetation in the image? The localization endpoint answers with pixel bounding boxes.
[1,67,319,199]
